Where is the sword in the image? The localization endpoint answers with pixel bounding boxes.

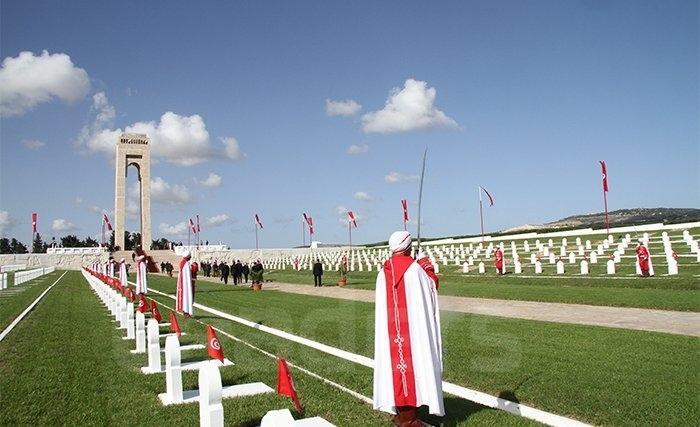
[416,147,427,257]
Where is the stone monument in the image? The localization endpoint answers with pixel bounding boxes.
[114,133,151,250]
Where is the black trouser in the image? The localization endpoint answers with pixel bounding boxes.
[233,274,239,285]
[314,275,322,287]
[244,273,248,283]
[222,274,229,284]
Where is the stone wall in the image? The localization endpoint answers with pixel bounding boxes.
[0,252,109,271]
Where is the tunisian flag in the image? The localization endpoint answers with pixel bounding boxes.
[277,357,303,412]
[150,300,162,322]
[103,213,113,231]
[189,218,197,233]
[600,160,609,192]
[255,214,264,229]
[137,293,150,313]
[31,212,38,233]
[169,311,182,337]
[307,217,314,235]
[347,211,357,228]
[206,325,225,362]
[401,199,409,222]
[479,186,495,206]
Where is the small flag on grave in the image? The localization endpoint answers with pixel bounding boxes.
[150,300,162,322]
[277,357,303,412]
[206,325,225,362]
[137,293,150,313]
[169,311,182,337]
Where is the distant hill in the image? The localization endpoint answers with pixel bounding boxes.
[500,208,700,234]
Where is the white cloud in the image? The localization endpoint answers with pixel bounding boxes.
[158,222,189,237]
[385,171,419,183]
[52,218,78,232]
[0,51,90,117]
[362,79,458,133]
[347,143,369,155]
[76,93,245,166]
[220,136,246,161]
[325,99,362,117]
[197,172,222,187]
[206,214,230,227]
[149,177,193,205]
[353,191,374,202]
[22,139,46,150]
[0,211,14,235]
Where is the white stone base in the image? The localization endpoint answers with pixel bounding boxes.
[141,358,233,374]
[158,382,273,405]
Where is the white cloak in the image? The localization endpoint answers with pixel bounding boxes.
[176,259,193,315]
[119,262,128,289]
[374,257,444,416]
[136,260,148,294]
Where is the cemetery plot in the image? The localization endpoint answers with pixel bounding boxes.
[0,270,63,331]
[140,274,699,426]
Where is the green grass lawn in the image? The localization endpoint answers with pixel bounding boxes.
[0,270,62,332]
[0,271,529,426]
[142,274,700,426]
[264,265,700,312]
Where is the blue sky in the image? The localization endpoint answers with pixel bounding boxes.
[1,0,697,248]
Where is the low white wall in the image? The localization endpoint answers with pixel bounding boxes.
[0,252,109,271]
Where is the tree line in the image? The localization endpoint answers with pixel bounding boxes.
[0,232,181,254]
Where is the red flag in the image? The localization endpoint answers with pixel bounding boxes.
[103,213,113,231]
[401,199,409,222]
[189,218,196,233]
[126,288,135,302]
[169,311,182,337]
[347,211,357,228]
[277,357,303,412]
[255,214,264,229]
[599,160,609,192]
[206,325,225,362]
[196,214,201,232]
[31,212,37,233]
[307,217,314,235]
[150,300,162,322]
[479,186,495,206]
[137,293,150,313]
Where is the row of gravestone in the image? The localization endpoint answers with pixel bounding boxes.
[81,268,335,427]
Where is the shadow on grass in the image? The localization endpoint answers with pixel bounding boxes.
[422,397,487,426]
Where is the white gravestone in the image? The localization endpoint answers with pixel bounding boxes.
[606,260,615,274]
[590,252,598,264]
[535,261,543,274]
[478,262,485,274]
[131,312,146,354]
[143,319,162,373]
[514,261,522,274]
[124,303,135,340]
[462,263,469,273]
[199,362,224,427]
[568,252,576,264]
[556,261,565,274]
[580,260,589,275]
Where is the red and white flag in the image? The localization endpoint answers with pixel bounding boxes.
[206,325,225,362]
[196,214,201,232]
[479,186,495,206]
[31,212,37,233]
[277,357,303,412]
[401,199,409,222]
[103,213,113,231]
[307,217,314,235]
[189,218,196,233]
[150,300,162,322]
[599,160,609,192]
[255,214,264,229]
[137,293,150,313]
[347,211,357,228]
[169,311,182,337]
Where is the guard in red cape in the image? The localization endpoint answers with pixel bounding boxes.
[493,246,504,275]
[636,239,650,277]
[374,231,443,426]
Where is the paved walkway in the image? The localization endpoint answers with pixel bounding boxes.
[267,282,700,337]
[192,275,700,337]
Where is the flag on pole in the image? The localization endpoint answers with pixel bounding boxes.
[31,212,37,233]
[600,160,609,192]
[169,311,182,337]
[196,214,201,232]
[103,213,113,231]
[255,214,264,229]
[401,199,409,222]
[479,186,495,206]
[150,300,162,323]
[206,325,225,362]
[137,293,150,313]
[307,217,314,235]
[189,218,196,233]
[347,211,357,228]
[303,212,309,226]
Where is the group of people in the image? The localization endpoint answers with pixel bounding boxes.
[198,260,251,285]
[159,261,174,276]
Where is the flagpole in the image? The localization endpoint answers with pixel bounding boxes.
[102,220,105,247]
[255,222,259,250]
[188,225,191,247]
[603,187,610,235]
[302,220,306,247]
[348,221,352,247]
[479,199,485,242]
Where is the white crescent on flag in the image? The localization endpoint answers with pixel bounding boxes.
[210,337,221,350]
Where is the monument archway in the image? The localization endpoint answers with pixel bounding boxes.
[114,133,151,250]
